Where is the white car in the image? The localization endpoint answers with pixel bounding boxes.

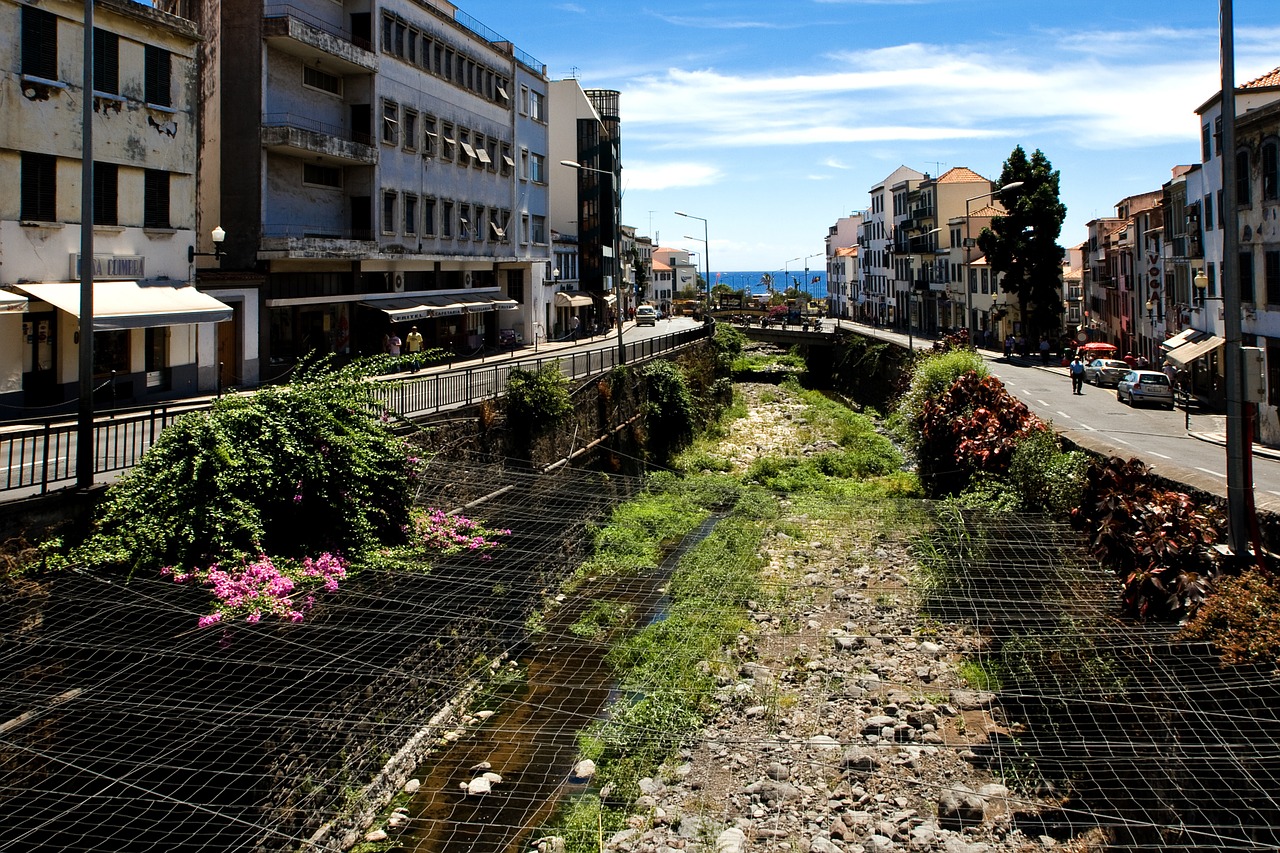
[635,305,658,326]
[1116,370,1175,409]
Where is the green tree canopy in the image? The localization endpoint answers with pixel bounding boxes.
[976,146,1067,341]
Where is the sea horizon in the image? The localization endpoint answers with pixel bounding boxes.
[711,270,827,298]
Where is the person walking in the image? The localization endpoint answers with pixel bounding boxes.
[1069,355,1085,395]
[569,314,581,341]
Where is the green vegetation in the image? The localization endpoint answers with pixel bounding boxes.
[506,362,574,438]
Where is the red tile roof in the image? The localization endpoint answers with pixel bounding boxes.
[936,166,989,184]
[1242,66,1280,89]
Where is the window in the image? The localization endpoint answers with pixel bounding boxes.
[981,268,990,294]
[519,85,529,115]
[303,65,341,96]
[94,28,119,95]
[520,147,529,180]
[423,115,437,156]
[1207,263,1217,299]
[441,122,456,162]
[404,195,417,235]
[531,215,546,244]
[482,137,496,171]
[442,201,453,238]
[22,6,58,81]
[1266,250,1280,305]
[1204,194,1214,231]
[500,143,514,176]
[382,101,398,144]
[93,162,117,226]
[380,15,393,52]
[382,191,396,233]
[968,267,977,293]
[145,45,171,106]
[520,213,530,243]
[529,153,545,184]
[145,327,169,373]
[1202,123,1212,162]
[459,204,470,240]
[1263,140,1279,202]
[143,169,170,228]
[403,110,417,151]
[406,29,416,64]
[21,152,56,222]
[424,198,436,235]
[459,128,475,163]
[303,163,342,188]
[475,205,486,240]
[528,89,545,121]
[1241,251,1255,303]
[1237,150,1251,206]
[393,20,405,57]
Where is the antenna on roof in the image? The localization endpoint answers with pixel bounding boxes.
[570,66,581,80]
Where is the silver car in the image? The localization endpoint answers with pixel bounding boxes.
[1083,358,1131,387]
[1116,370,1174,410]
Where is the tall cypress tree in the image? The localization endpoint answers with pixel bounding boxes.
[977,146,1067,344]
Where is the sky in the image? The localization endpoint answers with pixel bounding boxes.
[459,0,1278,273]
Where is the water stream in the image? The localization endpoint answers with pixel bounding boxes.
[399,514,724,853]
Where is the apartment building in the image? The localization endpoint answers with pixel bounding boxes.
[860,166,923,326]
[0,0,226,409]
[824,213,860,319]
[165,0,551,374]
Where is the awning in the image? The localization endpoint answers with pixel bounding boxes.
[0,292,28,313]
[358,294,470,321]
[554,291,594,308]
[1160,328,1204,351]
[14,281,232,329]
[1165,334,1224,367]
[602,293,617,306]
[466,294,517,312]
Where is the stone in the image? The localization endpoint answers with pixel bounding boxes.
[840,748,878,775]
[572,759,597,781]
[466,777,491,796]
[364,829,388,842]
[766,761,791,781]
[607,828,639,849]
[402,778,421,794]
[937,785,985,829]
[536,838,566,853]
[865,835,896,853]
[482,771,503,784]
[715,827,748,853]
[861,715,896,735]
[919,641,943,657]
[949,690,995,711]
[807,735,841,750]
[475,709,496,721]
[809,838,841,853]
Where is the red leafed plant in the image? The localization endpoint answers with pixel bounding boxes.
[916,372,1047,496]
[1071,456,1224,620]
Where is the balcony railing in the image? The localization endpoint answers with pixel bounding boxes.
[263,4,373,52]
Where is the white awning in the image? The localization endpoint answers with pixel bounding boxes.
[1160,327,1204,351]
[475,148,492,164]
[0,292,29,313]
[14,281,232,329]
[602,293,617,306]
[554,291,594,308]
[1165,334,1224,367]
[359,294,471,320]
[459,142,477,160]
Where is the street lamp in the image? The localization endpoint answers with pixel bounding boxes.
[782,256,801,293]
[189,225,227,264]
[963,181,1025,336]
[803,252,823,299]
[674,210,710,314]
[561,160,626,364]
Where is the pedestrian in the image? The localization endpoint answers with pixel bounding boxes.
[1004,334,1014,359]
[570,315,581,340]
[386,330,401,356]
[1135,353,1149,370]
[1039,336,1050,365]
[1123,352,1136,369]
[405,325,423,371]
[1069,355,1085,395]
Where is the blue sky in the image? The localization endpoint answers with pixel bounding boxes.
[460,0,1278,272]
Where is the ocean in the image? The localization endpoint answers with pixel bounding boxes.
[712,270,828,298]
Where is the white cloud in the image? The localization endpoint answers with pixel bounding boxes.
[823,157,852,170]
[554,3,586,12]
[622,161,724,191]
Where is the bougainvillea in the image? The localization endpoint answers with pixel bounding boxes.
[164,552,349,627]
[410,509,510,559]
[916,372,1046,496]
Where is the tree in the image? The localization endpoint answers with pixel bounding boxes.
[976,146,1067,343]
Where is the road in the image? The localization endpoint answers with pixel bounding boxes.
[832,319,1280,515]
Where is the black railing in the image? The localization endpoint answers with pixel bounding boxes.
[0,326,711,500]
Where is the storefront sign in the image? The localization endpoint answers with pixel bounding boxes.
[70,254,146,280]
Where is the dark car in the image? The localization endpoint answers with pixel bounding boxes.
[1083,358,1130,387]
[1116,370,1174,409]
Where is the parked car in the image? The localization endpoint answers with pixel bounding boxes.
[1083,358,1131,387]
[1116,370,1174,409]
[635,305,658,326]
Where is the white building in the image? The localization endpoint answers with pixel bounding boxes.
[824,214,861,319]
[860,166,924,326]
[0,0,228,409]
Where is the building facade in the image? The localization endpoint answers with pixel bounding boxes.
[1,0,227,410]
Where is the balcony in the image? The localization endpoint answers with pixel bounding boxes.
[259,223,377,259]
[261,115,377,166]
[263,6,376,76]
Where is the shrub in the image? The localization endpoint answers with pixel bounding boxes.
[1005,429,1088,515]
[1071,456,1224,620]
[916,373,1045,496]
[897,348,989,449]
[505,363,573,436]
[1180,568,1280,666]
[642,360,697,459]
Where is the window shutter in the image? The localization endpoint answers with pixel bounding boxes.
[22,8,59,80]
[145,46,171,107]
[144,170,170,229]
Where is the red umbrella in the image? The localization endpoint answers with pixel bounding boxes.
[1077,342,1118,355]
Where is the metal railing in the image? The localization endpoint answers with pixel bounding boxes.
[0,326,711,500]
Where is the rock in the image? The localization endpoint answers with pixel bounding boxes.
[766,761,791,781]
[606,828,639,849]
[865,835,896,853]
[835,635,858,651]
[908,824,938,849]
[744,705,768,718]
[809,838,841,853]
[715,827,748,853]
[535,837,566,853]
[949,690,995,711]
[862,715,897,735]
[466,777,492,796]
[475,709,496,721]
[364,829,388,842]
[744,779,800,806]
[482,771,503,784]
[937,785,986,829]
[638,777,664,795]
[402,778,421,794]
[807,734,841,750]
[470,761,493,772]
[571,759,597,781]
[840,748,878,775]
[919,641,943,657]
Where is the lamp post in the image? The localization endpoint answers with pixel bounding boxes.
[189,226,227,264]
[782,256,801,294]
[963,181,1025,337]
[674,210,710,314]
[561,160,625,364]
[77,0,95,490]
